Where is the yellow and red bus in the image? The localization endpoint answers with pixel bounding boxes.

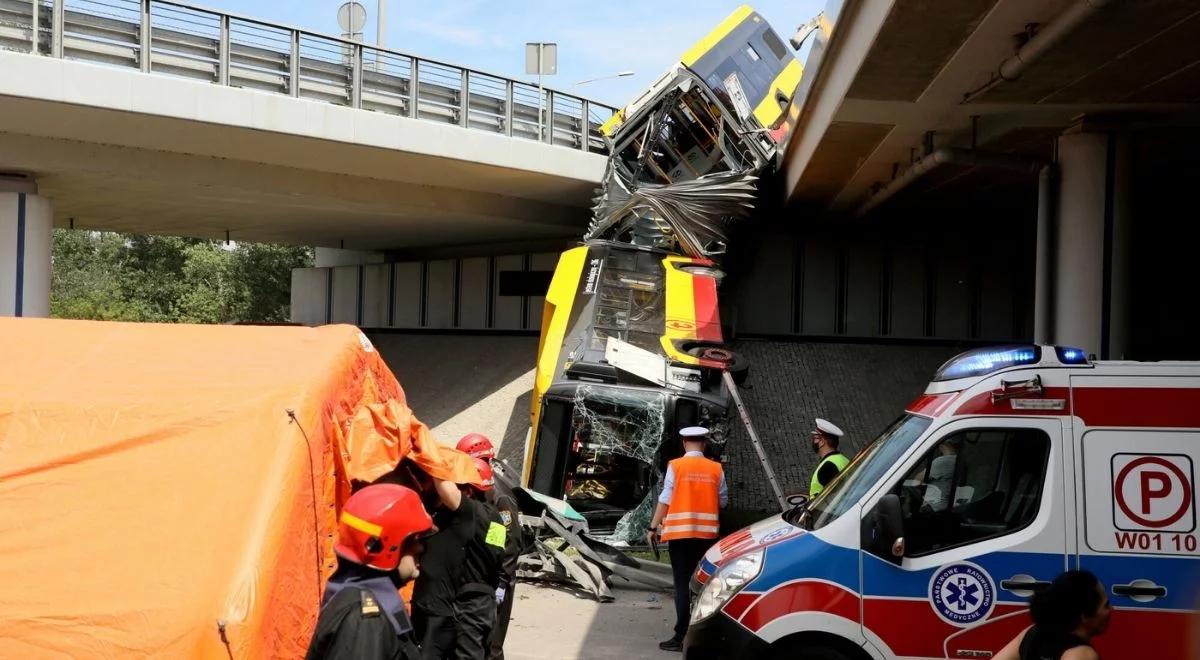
[522,241,745,534]
[601,5,802,151]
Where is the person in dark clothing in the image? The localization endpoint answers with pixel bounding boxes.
[995,570,1111,660]
[455,433,524,660]
[306,484,435,660]
[412,457,506,660]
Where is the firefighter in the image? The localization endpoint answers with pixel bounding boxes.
[647,426,728,652]
[412,457,506,660]
[808,418,850,498]
[306,483,435,660]
[455,434,523,660]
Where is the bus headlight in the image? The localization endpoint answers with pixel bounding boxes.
[690,549,763,623]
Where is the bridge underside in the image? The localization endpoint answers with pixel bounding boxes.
[0,50,606,251]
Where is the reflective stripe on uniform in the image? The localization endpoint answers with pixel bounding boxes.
[665,512,719,521]
[663,524,720,534]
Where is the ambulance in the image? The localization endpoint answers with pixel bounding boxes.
[684,345,1200,659]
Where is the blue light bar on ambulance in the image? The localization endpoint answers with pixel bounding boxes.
[933,345,1041,381]
[1055,346,1089,364]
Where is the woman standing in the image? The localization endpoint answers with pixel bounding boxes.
[995,570,1112,660]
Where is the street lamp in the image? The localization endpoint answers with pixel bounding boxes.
[575,71,635,86]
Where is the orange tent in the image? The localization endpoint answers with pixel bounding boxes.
[0,318,477,658]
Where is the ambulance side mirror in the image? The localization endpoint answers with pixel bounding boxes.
[863,494,905,565]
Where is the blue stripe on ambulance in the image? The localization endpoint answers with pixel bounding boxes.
[1081,553,1200,611]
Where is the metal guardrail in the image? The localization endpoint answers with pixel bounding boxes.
[0,0,618,153]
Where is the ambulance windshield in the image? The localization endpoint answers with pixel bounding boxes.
[803,414,933,530]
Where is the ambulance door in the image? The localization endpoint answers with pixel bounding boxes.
[1073,376,1200,660]
[859,417,1067,660]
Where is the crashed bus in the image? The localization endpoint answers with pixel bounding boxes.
[521,6,802,540]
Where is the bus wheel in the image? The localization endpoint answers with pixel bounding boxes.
[689,345,750,385]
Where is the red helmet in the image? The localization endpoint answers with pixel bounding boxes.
[335,484,434,571]
[471,457,495,492]
[457,433,496,460]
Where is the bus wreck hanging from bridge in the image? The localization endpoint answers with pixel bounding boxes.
[522,5,805,541]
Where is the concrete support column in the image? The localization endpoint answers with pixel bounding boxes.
[1049,130,1132,358]
[0,178,52,318]
[314,247,385,268]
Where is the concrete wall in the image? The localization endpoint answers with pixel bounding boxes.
[730,223,1033,343]
[291,251,560,331]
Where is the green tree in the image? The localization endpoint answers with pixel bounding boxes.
[49,229,313,324]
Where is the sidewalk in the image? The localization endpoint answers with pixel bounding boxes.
[504,582,679,660]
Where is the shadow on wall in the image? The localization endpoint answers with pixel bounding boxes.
[366,333,538,453]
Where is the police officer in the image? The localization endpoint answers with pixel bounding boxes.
[455,433,523,660]
[411,457,506,660]
[808,418,850,497]
[306,483,435,660]
[647,426,728,652]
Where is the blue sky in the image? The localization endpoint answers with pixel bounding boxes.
[196,0,824,107]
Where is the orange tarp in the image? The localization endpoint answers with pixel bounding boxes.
[0,318,477,658]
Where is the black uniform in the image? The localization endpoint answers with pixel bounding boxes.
[412,496,505,660]
[487,480,525,660]
[1019,628,1094,659]
[306,563,421,660]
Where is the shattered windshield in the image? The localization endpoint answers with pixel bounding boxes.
[800,415,933,530]
[570,385,666,465]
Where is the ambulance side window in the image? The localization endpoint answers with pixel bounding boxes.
[892,428,1050,557]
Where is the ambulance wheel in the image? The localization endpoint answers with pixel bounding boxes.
[774,646,853,660]
[769,634,869,660]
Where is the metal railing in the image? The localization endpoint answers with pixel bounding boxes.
[0,0,617,153]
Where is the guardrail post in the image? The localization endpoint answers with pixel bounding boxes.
[408,58,419,119]
[580,99,589,151]
[546,90,555,144]
[351,44,362,108]
[51,0,62,58]
[458,69,468,127]
[218,14,229,85]
[504,80,513,137]
[139,0,152,72]
[289,31,300,96]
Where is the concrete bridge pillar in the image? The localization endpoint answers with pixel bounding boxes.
[0,177,52,318]
[1045,128,1133,359]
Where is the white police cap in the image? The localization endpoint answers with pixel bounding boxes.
[815,418,844,438]
[679,426,710,439]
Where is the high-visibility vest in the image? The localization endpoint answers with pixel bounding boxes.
[809,452,851,497]
[660,455,723,542]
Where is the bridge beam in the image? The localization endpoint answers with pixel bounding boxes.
[0,178,52,318]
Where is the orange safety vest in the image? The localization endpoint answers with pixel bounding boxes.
[660,455,723,542]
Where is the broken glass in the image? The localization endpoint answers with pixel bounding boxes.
[611,488,659,544]
[570,385,666,465]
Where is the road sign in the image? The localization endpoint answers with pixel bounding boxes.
[337,1,367,33]
[525,42,557,75]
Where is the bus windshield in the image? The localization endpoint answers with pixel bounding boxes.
[797,414,933,530]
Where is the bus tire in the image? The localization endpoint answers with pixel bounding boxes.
[689,345,750,385]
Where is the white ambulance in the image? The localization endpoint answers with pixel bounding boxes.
[684,345,1200,659]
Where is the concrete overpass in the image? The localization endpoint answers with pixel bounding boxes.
[746,0,1200,360]
[0,0,615,316]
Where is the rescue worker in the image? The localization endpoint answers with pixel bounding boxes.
[411,457,507,660]
[306,483,435,660]
[646,426,728,652]
[455,433,523,660]
[808,418,850,498]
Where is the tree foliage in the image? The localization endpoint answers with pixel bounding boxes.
[50,230,313,324]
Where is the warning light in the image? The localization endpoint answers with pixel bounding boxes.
[1055,346,1089,364]
[933,346,1041,381]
